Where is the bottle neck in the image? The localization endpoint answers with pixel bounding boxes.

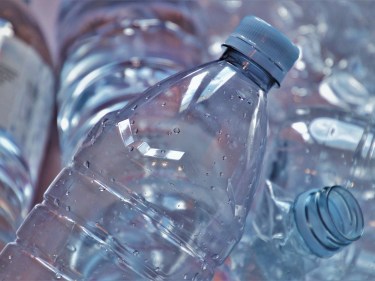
[220,47,277,92]
[293,185,364,258]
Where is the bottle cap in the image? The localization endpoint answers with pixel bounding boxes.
[223,16,300,85]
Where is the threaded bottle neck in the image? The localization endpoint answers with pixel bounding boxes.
[221,48,276,92]
[293,185,364,258]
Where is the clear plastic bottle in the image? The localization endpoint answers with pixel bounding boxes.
[0,0,54,249]
[216,180,364,281]
[223,106,374,281]
[57,0,206,164]
[0,16,298,280]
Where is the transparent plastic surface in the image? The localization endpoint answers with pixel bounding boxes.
[57,0,205,164]
[0,49,273,280]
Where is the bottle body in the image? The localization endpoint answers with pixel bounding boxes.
[57,0,205,163]
[0,0,54,249]
[0,51,270,280]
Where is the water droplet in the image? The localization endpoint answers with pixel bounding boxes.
[210,186,215,190]
[183,274,188,280]
[133,250,139,256]
[84,161,90,168]
[211,254,219,260]
[131,104,138,110]
[173,128,181,134]
[222,156,227,160]
[130,120,135,124]
[65,191,70,196]
[8,255,11,260]
[55,273,62,280]
[134,128,139,134]
[155,267,160,272]
[66,206,71,212]
[68,170,73,176]
[238,95,245,100]
[162,102,166,107]
[101,118,109,126]
[53,198,60,207]
[205,113,210,118]
[111,178,116,182]
[99,186,105,192]
[66,244,76,252]
[129,146,135,152]
[219,172,224,177]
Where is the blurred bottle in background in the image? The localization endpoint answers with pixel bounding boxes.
[216,181,363,281]
[0,0,54,249]
[0,16,299,280]
[56,0,206,164]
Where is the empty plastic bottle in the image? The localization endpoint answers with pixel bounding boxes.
[57,0,205,164]
[218,106,374,281]
[0,0,54,249]
[216,180,364,281]
[0,16,298,280]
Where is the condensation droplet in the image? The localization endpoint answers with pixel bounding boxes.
[84,161,90,168]
[66,206,71,212]
[173,128,181,134]
[66,244,76,252]
[222,156,227,160]
[131,104,138,110]
[211,254,219,260]
[53,198,60,207]
[133,250,139,256]
[55,273,62,280]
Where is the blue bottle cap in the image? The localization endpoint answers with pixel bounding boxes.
[223,16,300,85]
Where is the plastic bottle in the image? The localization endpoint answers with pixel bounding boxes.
[0,16,299,280]
[216,106,375,281]
[0,0,54,249]
[57,0,205,164]
[216,180,364,281]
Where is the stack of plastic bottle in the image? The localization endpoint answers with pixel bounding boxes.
[0,7,299,280]
[0,0,374,280]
